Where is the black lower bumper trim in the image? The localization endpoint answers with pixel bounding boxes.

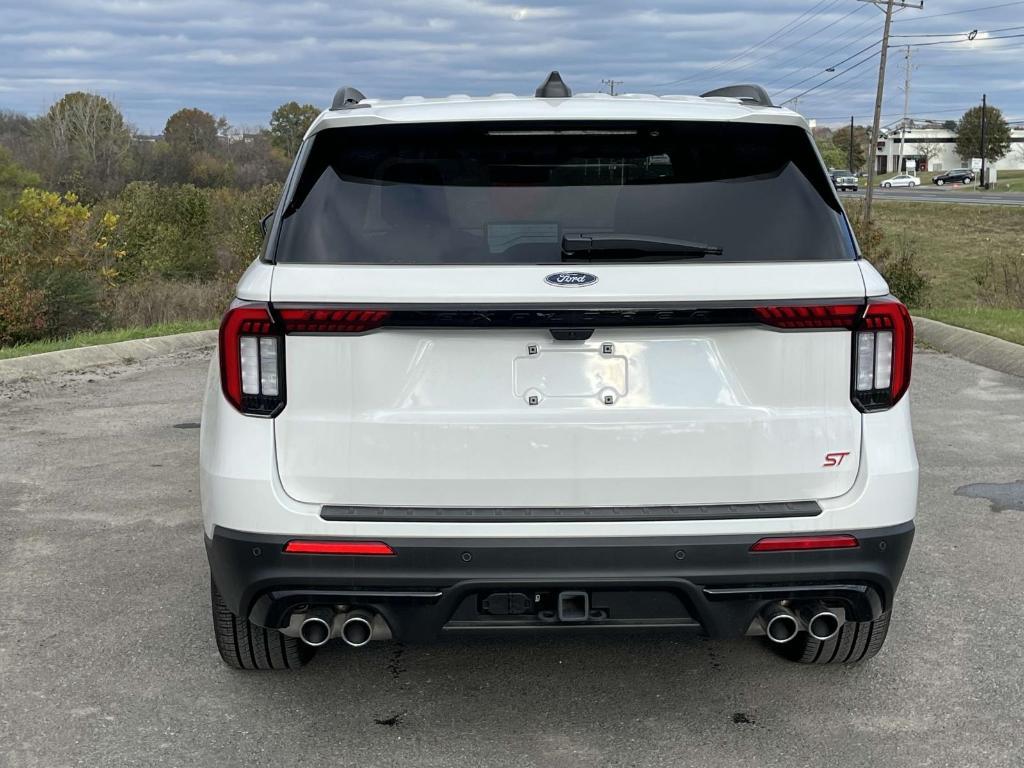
[206,521,914,642]
[320,500,821,523]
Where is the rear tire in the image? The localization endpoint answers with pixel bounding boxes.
[772,611,891,665]
[211,578,315,670]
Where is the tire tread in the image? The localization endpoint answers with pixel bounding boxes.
[210,579,314,670]
[774,610,891,665]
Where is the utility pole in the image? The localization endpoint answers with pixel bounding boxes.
[859,0,923,224]
[601,79,623,96]
[980,93,988,189]
[849,115,855,172]
[895,45,913,174]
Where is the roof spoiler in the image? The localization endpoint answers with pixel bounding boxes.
[331,86,369,110]
[699,84,774,107]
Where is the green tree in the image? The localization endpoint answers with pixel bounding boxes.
[42,92,133,199]
[0,145,41,212]
[269,102,320,157]
[0,189,118,344]
[832,125,869,172]
[163,108,225,154]
[956,104,1011,164]
[814,134,846,170]
[112,182,215,280]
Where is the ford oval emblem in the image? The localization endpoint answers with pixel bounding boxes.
[545,271,598,288]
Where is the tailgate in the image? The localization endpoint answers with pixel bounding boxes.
[271,262,864,508]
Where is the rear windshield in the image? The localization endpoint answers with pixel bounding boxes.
[275,120,856,264]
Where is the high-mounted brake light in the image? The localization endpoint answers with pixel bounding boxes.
[219,303,285,416]
[750,534,859,552]
[851,297,913,412]
[283,540,395,555]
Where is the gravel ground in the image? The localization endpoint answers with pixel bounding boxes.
[1,348,1023,767]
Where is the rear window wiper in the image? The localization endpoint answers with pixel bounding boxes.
[561,233,723,262]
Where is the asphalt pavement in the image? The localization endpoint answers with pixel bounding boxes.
[2,348,1023,767]
[839,186,1024,206]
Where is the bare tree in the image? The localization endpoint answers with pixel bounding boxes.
[43,92,133,198]
[915,141,942,171]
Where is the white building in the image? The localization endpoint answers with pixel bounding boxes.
[874,121,1024,174]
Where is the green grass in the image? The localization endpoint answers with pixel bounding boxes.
[848,200,1024,308]
[843,200,1024,346]
[915,307,1024,346]
[0,320,218,360]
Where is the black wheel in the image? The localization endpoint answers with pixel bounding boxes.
[771,611,892,664]
[211,578,315,670]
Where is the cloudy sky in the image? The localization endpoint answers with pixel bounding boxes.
[2,0,1022,131]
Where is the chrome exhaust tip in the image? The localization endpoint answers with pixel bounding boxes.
[298,608,334,647]
[760,604,799,644]
[799,603,841,641]
[340,612,374,648]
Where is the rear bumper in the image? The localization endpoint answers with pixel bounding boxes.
[207,521,914,642]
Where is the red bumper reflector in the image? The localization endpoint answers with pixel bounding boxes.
[750,534,859,552]
[283,540,395,556]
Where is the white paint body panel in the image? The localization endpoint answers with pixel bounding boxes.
[273,326,861,507]
[200,353,917,538]
[200,96,918,542]
[269,261,865,305]
[306,94,809,138]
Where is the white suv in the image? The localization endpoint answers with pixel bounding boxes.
[201,74,917,670]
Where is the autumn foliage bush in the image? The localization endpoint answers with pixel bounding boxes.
[0,182,282,345]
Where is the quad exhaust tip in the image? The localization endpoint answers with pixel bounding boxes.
[761,604,799,644]
[803,606,841,642]
[340,613,374,648]
[299,611,333,647]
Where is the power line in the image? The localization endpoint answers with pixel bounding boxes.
[761,7,881,88]
[890,24,1024,37]
[778,47,882,105]
[772,39,882,98]
[901,31,1024,46]
[650,0,843,88]
[892,0,1024,22]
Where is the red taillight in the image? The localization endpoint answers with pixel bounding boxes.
[754,304,862,329]
[219,304,392,417]
[852,297,913,412]
[278,308,391,334]
[283,540,395,555]
[750,534,859,552]
[219,302,285,416]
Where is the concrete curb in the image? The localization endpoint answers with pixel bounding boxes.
[0,330,217,384]
[913,316,1024,379]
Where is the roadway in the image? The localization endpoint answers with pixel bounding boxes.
[839,186,1024,206]
[2,348,1023,767]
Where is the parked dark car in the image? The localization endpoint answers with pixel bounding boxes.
[933,169,974,186]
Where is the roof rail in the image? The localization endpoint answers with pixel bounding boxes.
[535,71,572,98]
[331,86,368,110]
[699,84,774,108]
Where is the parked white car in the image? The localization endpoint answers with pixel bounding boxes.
[201,74,918,670]
[880,174,919,188]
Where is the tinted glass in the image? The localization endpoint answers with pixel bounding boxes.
[275,121,856,264]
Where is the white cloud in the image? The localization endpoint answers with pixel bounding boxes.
[0,0,1020,131]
